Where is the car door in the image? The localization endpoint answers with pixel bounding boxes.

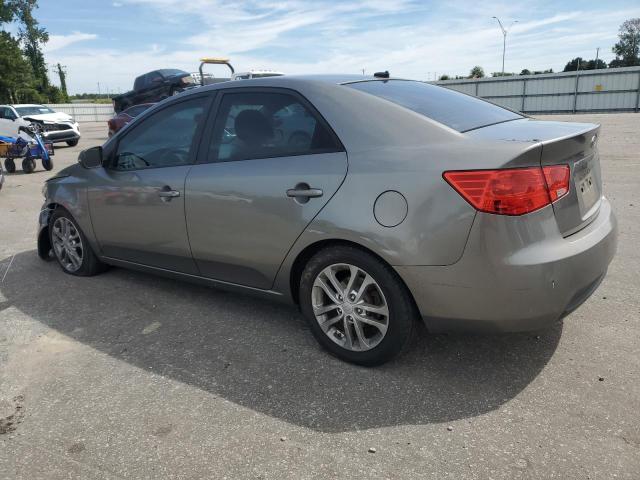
[88,95,212,273]
[185,89,347,289]
[0,107,19,137]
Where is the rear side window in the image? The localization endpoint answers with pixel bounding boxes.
[209,91,342,162]
[346,80,522,132]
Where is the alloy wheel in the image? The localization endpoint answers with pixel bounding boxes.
[311,263,389,352]
[51,217,84,272]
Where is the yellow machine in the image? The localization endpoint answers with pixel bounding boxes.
[199,57,235,86]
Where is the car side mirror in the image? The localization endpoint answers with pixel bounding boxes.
[79,146,103,169]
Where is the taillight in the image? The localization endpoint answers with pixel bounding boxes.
[443,165,570,216]
[542,165,570,201]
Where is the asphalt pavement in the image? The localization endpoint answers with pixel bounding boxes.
[0,115,639,479]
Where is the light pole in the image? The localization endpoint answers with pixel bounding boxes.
[492,17,518,75]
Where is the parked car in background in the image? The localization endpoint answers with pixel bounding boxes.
[108,103,154,137]
[112,69,194,113]
[0,104,80,146]
[39,75,617,366]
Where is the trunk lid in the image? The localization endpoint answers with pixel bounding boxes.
[467,118,602,236]
[539,122,601,236]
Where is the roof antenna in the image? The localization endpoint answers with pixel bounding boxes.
[373,70,389,79]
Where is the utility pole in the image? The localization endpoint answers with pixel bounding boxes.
[595,47,600,69]
[492,17,518,75]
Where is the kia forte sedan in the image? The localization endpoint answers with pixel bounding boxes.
[38,75,617,365]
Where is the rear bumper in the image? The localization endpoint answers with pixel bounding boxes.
[396,197,617,333]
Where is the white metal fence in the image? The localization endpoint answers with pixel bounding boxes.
[48,68,640,120]
[435,66,640,114]
[45,103,114,122]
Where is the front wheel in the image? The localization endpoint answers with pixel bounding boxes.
[43,158,54,171]
[49,210,107,276]
[299,245,416,366]
[66,139,79,147]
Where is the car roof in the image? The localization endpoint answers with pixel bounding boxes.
[185,74,414,94]
[10,104,47,108]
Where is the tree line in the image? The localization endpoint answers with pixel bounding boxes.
[0,0,66,104]
[440,17,640,80]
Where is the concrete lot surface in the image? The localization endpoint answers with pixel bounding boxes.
[0,115,639,479]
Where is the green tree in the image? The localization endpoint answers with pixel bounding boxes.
[468,66,485,78]
[438,74,450,81]
[54,63,69,101]
[611,18,640,67]
[564,57,607,71]
[14,0,49,91]
[520,69,532,75]
[0,31,43,103]
[0,0,65,103]
[563,57,585,71]
[0,0,16,23]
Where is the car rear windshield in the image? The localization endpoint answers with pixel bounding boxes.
[345,80,523,132]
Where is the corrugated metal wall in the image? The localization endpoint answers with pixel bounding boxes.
[45,103,114,122]
[436,66,640,114]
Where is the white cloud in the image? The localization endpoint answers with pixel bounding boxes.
[44,32,97,53]
[44,1,639,93]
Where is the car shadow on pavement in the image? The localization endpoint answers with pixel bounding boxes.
[1,251,562,433]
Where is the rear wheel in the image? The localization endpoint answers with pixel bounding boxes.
[66,139,79,147]
[49,209,107,276]
[4,158,15,173]
[22,158,36,174]
[299,245,416,366]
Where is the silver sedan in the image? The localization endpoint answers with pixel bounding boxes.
[38,75,617,365]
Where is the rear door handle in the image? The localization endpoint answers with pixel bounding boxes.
[286,188,323,198]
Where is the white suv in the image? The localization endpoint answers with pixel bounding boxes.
[0,104,81,146]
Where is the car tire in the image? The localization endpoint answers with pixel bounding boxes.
[299,245,416,366]
[49,209,107,276]
[66,139,79,147]
[22,158,36,174]
[4,158,16,173]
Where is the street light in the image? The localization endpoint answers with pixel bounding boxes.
[492,16,518,75]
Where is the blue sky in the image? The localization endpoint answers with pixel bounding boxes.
[27,0,640,94]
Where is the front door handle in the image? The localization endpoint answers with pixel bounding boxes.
[158,186,180,201]
[286,187,323,198]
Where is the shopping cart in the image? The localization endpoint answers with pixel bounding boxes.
[0,122,54,174]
